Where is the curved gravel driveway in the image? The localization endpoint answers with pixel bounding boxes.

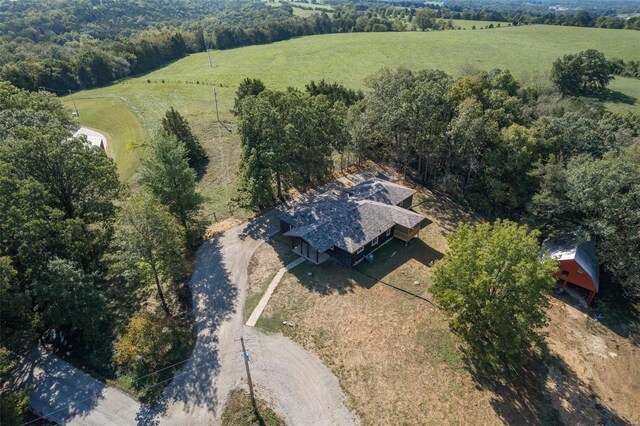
[153,213,359,425]
[21,213,358,425]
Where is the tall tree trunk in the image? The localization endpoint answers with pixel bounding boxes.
[151,264,171,316]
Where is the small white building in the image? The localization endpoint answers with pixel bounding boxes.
[73,128,107,151]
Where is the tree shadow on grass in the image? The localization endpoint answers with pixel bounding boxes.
[589,89,636,106]
[135,237,238,425]
[467,350,631,425]
[192,156,210,182]
[589,279,640,345]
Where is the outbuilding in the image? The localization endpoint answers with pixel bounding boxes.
[543,238,600,304]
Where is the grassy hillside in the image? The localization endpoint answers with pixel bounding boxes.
[141,26,640,90]
[64,97,146,181]
[64,25,640,217]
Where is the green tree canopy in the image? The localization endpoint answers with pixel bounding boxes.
[140,134,203,229]
[161,107,205,165]
[431,220,557,370]
[233,78,266,115]
[566,145,640,298]
[551,49,613,95]
[108,190,188,316]
[33,258,107,349]
[0,81,74,140]
[413,8,437,30]
[236,88,347,208]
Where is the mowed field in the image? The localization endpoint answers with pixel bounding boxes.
[63,25,640,217]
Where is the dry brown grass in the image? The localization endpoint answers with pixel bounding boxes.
[246,173,639,425]
[205,218,243,239]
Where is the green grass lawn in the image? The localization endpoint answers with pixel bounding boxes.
[450,19,506,29]
[62,96,146,182]
[63,25,640,216]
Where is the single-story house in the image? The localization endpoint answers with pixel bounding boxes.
[279,179,429,266]
[543,238,600,304]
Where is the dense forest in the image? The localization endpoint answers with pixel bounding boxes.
[1,0,638,93]
[234,52,640,302]
[0,82,209,423]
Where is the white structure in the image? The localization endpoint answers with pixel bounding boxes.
[73,127,107,151]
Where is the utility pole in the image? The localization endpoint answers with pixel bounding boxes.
[69,89,79,117]
[237,336,257,413]
[214,89,221,123]
[207,44,214,70]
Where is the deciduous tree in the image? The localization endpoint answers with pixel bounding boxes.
[33,258,107,348]
[108,190,188,316]
[551,49,612,95]
[566,145,640,298]
[431,220,557,369]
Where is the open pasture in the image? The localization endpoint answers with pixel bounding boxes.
[65,25,640,216]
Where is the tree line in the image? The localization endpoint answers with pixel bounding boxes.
[0,81,207,423]
[235,53,640,300]
[2,0,638,93]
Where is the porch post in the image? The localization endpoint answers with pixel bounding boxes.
[316,249,318,263]
[306,242,309,258]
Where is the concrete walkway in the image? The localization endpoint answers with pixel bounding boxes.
[246,257,306,327]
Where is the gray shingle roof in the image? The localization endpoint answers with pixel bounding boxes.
[280,179,425,253]
[346,179,416,206]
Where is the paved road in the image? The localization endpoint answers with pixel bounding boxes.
[19,213,359,425]
[16,348,140,425]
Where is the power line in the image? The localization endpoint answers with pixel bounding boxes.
[352,267,435,306]
[20,346,236,426]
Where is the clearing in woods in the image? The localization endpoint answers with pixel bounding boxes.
[63,25,640,217]
[245,170,640,425]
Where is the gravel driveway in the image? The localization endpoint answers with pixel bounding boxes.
[20,213,359,426]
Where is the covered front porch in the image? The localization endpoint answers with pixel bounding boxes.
[291,237,330,265]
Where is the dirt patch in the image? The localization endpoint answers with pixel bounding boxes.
[205,218,243,239]
[221,388,286,426]
[546,299,640,424]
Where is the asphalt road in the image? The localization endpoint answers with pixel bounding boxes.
[19,213,359,425]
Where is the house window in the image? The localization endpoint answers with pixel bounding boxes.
[561,270,569,277]
[386,229,391,237]
[356,246,364,254]
[372,237,379,246]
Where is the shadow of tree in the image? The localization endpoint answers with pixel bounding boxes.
[413,190,481,234]
[239,211,281,241]
[468,351,631,425]
[135,237,238,424]
[12,348,105,424]
[589,89,636,106]
[192,156,210,182]
[589,280,640,345]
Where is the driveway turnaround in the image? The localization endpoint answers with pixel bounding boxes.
[20,213,359,426]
